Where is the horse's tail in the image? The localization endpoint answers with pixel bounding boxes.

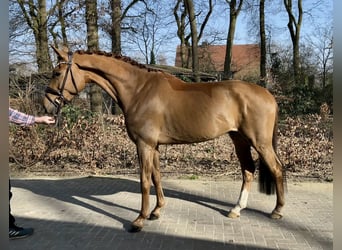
[258,105,287,195]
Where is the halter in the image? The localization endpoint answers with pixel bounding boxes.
[45,51,79,120]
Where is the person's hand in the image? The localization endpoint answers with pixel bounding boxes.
[35,116,56,125]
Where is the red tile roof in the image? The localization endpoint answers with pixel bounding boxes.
[175,44,260,74]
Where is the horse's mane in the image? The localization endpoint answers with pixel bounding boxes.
[74,50,160,73]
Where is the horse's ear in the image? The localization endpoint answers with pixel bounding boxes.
[50,44,68,62]
[61,45,69,53]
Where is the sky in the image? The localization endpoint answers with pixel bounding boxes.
[147,0,334,66]
[9,0,333,68]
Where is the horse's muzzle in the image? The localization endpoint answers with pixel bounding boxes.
[43,96,59,115]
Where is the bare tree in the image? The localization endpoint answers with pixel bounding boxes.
[132,1,173,65]
[259,0,266,87]
[15,0,56,72]
[223,0,244,80]
[174,0,213,80]
[184,0,200,81]
[49,0,81,48]
[241,0,267,85]
[86,0,103,113]
[174,0,190,68]
[137,10,156,64]
[284,0,303,85]
[111,0,122,54]
[99,0,149,54]
[306,25,333,88]
[86,0,99,51]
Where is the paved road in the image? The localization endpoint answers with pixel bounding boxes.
[9,176,332,250]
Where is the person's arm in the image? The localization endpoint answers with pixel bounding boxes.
[9,108,55,126]
[9,108,35,126]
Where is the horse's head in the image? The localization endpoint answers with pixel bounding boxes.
[43,45,85,115]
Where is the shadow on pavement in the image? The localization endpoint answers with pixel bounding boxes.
[11,176,269,223]
[9,217,275,250]
[10,176,333,249]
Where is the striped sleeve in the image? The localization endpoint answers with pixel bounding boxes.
[9,108,35,126]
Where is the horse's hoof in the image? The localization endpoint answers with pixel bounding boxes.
[128,224,142,233]
[270,211,283,219]
[149,213,159,220]
[227,211,240,219]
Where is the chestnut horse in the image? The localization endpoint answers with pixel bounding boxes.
[44,46,286,232]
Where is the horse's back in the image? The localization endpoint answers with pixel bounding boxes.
[164,78,277,116]
[219,80,275,102]
[148,78,277,144]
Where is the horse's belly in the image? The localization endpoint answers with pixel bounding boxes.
[160,114,236,144]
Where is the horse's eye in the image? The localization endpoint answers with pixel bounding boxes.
[53,71,61,78]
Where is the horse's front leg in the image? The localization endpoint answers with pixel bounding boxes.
[131,141,154,232]
[149,149,165,220]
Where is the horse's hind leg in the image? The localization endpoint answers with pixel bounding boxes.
[256,144,285,219]
[149,148,165,220]
[228,132,256,218]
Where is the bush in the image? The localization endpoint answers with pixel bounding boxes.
[277,114,333,181]
[9,108,333,181]
[277,83,333,117]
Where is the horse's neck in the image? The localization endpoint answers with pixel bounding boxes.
[76,54,146,112]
